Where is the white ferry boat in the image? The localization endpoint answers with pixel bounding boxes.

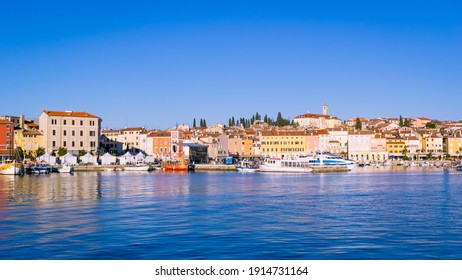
[300,151,355,171]
[260,158,312,173]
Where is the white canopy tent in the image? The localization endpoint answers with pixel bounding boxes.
[145,155,156,163]
[134,152,145,162]
[101,153,117,165]
[80,152,97,165]
[38,153,56,165]
[118,152,135,165]
[61,153,77,165]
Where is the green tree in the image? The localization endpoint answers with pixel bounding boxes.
[14,147,24,161]
[276,112,284,126]
[355,117,362,130]
[425,122,436,129]
[57,147,67,157]
[399,115,404,127]
[78,149,87,157]
[36,147,46,158]
[264,114,268,123]
[404,118,410,127]
[193,118,196,128]
[255,112,261,121]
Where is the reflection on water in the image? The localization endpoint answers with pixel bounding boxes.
[1,168,462,259]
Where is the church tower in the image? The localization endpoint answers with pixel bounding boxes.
[323,104,329,116]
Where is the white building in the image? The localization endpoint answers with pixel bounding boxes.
[39,110,101,155]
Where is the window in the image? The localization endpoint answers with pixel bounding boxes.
[6,124,10,129]
[63,141,67,147]
[72,120,75,125]
[64,120,67,125]
[63,130,67,136]
[80,120,83,126]
[90,131,95,137]
[80,141,83,147]
[80,131,83,137]
[72,130,75,136]
[52,141,56,147]
[72,141,75,147]
[52,130,56,136]
[90,141,96,148]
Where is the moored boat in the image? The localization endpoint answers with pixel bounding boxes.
[163,159,189,171]
[236,160,259,173]
[0,161,23,175]
[456,165,462,171]
[260,158,312,173]
[59,164,74,173]
[124,163,152,171]
[301,151,356,171]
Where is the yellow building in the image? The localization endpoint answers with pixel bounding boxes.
[444,136,462,156]
[261,131,306,158]
[386,138,406,157]
[14,129,44,157]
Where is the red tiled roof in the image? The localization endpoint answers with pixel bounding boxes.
[42,110,99,118]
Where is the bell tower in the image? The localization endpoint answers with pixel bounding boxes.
[323,104,329,116]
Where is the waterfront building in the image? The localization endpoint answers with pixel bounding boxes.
[347,131,375,162]
[317,129,330,152]
[327,128,349,155]
[261,130,306,158]
[170,130,185,158]
[217,133,230,158]
[223,132,253,158]
[118,127,146,153]
[147,131,171,159]
[39,110,101,155]
[15,129,44,158]
[293,104,342,129]
[0,120,14,160]
[196,133,220,160]
[305,130,320,155]
[403,136,421,155]
[370,136,388,161]
[386,138,406,159]
[101,129,123,155]
[444,133,462,157]
[422,135,443,154]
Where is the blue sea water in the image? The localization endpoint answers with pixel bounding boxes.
[1,168,462,260]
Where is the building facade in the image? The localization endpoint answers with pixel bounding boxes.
[39,110,102,155]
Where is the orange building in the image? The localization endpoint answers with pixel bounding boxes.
[148,131,171,158]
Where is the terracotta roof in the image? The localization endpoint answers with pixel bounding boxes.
[102,129,121,134]
[22,131,43,136]
[42,110,99,118]
[348,131,375,135]
[122,127,145,132]
[294,113,340,120]
[148,131,171,137]
[261,131,306,137]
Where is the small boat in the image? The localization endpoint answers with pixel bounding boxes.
[260,158,312,173]
[59,164,74,173]
[28,162,52,174]
[0,161,23,175]
[236,160,259,173]
[163,159,189,171]
[124,161,152,171]
[456,165,462,171]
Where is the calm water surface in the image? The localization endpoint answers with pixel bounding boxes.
[1,168,462,259]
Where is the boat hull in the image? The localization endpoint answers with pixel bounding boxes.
[0,163,23,175]
[259,165,312,173]
[124,165,151,171]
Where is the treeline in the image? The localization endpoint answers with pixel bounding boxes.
[192,112,294,129]
[228,112,292,128]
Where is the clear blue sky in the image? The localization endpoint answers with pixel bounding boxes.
[1,1,461,129]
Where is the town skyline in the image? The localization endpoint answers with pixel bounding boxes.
[1,1,460,128]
